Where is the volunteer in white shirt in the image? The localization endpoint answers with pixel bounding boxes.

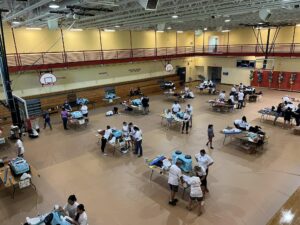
[237,91,244,109]
[234,116,249,131]
[195,149,214,193]
[218,91,226,101]
[168,160,184,206]
[101,126,112,155]
[133,126,143,157]
[186,104,193,127]
[182,111,191,134]
[282,95,290,103]
[70,204,88,225]
[186,173,204,216]
[122,122,130,149]
[80,104,88,117]
[16,138,25,157]
[172,101,181,114]
[229,95,235,105]
[231,85,237,94]
[63,195,79,219]
[165,109,174,127]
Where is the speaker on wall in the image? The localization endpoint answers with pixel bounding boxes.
[259,8,271,22]
[138,0,159,10]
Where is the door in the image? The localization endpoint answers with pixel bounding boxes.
[208,36,219,53]
[208,66,222,83]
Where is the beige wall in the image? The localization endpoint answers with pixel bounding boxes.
[4,24,300,54]
[63,29,100,51]
[6,58,196,98]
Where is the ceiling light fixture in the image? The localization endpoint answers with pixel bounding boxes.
[258,22,264,25]
[172,15,178,19]
[221,29,230,32]
[49,3,60,9]
[70,28,83,32]
[296,24,300,27]
[225,19,231,23]
[104,28,115,32]
[204,27,208,31]
[114,25,120,28]
[177,30,183,33]
[12,21,21,25]
[157,30,164,33]
[26,27,42,30]
[167,26,172,30]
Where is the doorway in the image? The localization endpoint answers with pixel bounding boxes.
[208,66,222,83]
[208,36,219,53]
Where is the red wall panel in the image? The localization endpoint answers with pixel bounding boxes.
[251,70,300,92]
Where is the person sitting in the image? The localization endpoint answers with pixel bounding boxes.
[80,104,88,117]
[234,116,249,131]
[218,91,226,102]
[283,101,295,111]
[63,101,72,112]
[172,101,181,114]
[282,95,290,103]
[68,204,88,225]
[165,109,174,128]
[62,195,79,219]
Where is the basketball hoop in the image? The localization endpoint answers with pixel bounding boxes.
[39,73,57,87]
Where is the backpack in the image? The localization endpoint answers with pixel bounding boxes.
[71,111,83,119]
[132,99,142,106]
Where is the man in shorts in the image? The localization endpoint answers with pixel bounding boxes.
[168,160,184,206]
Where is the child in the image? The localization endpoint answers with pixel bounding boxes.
[206,124,214,149]
[284,107,293,128]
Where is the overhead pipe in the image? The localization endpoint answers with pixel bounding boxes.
[4,0,54,22]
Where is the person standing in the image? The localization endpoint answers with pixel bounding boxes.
[237,90,244,109]
[182,111,191,134]
[16,138,25,157]
[206,124,214,149]
[101,126,112,156]
[43,110,52,130]
[63,100,72,112]
[195,149,214,193]
[293,103,300,126]
[80,104,88,117]
[141,95,150,115]
[186,104,193,128]
[168,160,184,206]
[133,126,143,157]
[172,101,181,114]
[186,173,204,216]
[61,108,69,130]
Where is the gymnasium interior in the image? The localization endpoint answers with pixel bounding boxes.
[0,1,300,225]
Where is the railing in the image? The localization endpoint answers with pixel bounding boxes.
[6,43,300,70]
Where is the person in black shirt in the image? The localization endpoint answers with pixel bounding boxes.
[293,103,300,126]
[274,103,283,125]
[141,95,149,115]
[284,107,293,128]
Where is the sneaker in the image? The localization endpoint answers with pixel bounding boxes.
[168,201,176,206]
